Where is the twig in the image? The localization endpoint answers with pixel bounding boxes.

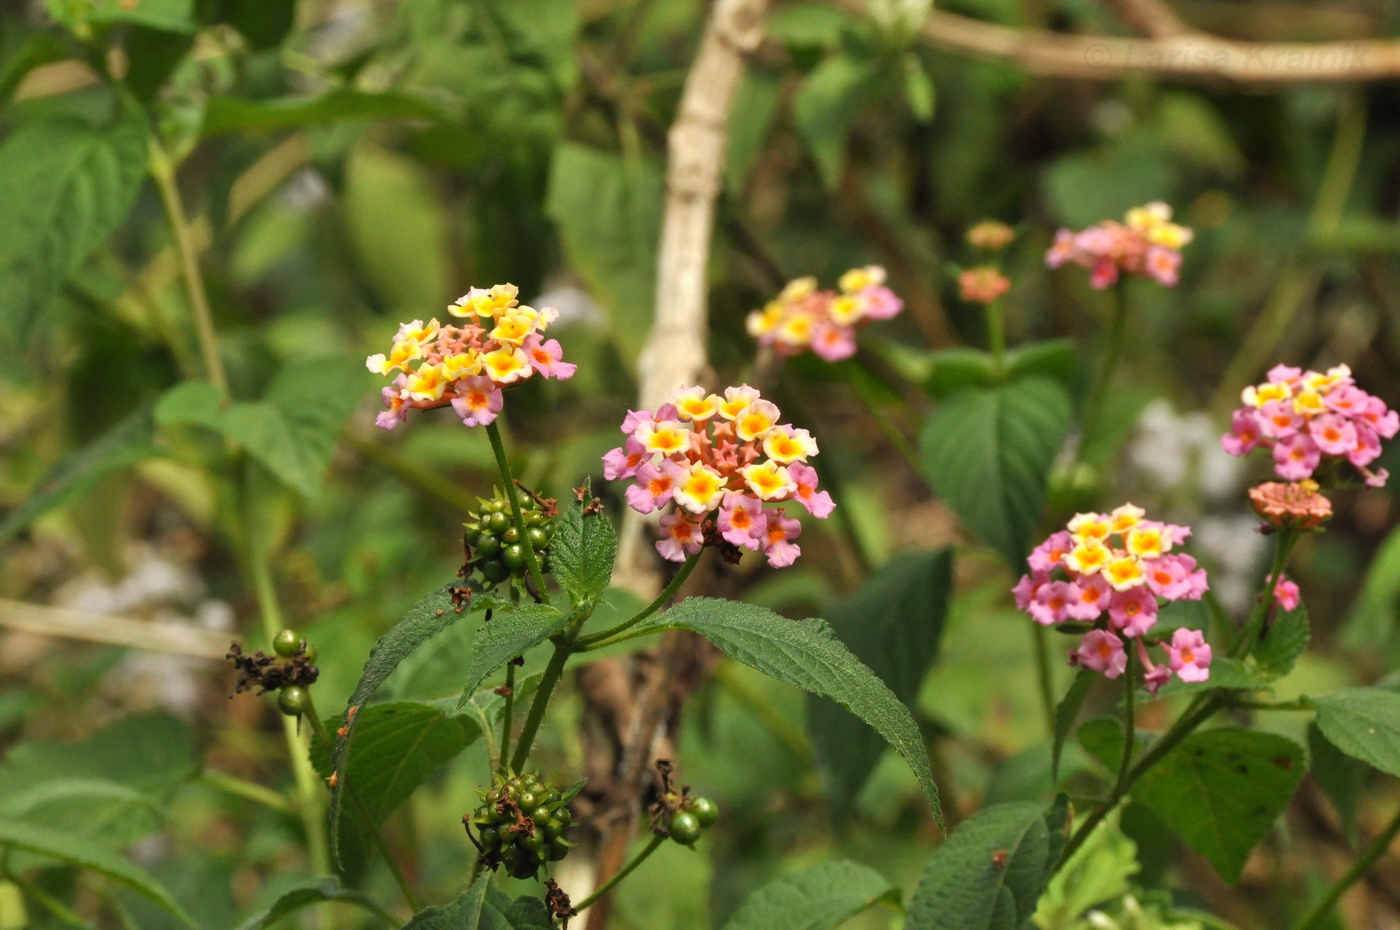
[0,599,230,658]
[1100,0,1198,38]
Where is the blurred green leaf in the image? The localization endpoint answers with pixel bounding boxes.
[1155,92,1243,178]
[551,479,616,614]
[924,348,997,399]
[122,26,195,103]
[902,52,935,123]
[1313,687,1400,779]
[795,51,885,189]
[329,586,464,867]
[807,549,953,817]
[920,376,1072,568]
[726,72,782,195]
[46,0,194,33]
[454,603,568,702]
[1341,524,1400,650]
[632,597,942,827]
[0,32,73,109]
[1033,816,1138,930]
[1308,721,1366,844]
[0,819,195,926]
[1044,140,1176,229]
[720,860,896,930]
[1132,729,1304,883]
[202,90,444,136]
[546,143,662,362]
[0,106,147,346]
[312,702,475,860]
[1252,602,1309,679]
[1053,669,1096,780]
[1005,340,1077,391]
[906,800,1066,930]
[232,877,394,930]
[217,0,296,51]
[0,403,154,542]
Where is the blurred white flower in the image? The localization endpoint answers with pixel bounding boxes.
[1129,400,1242,502]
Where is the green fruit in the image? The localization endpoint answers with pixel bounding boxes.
[278,686,309,717]
[526,527,548,549]
[469,772,574,878]
[502,526,519,544]
[502,544,527,570]
[690,797,719,828]
[669,811,702,846]
[301,643,319,665]
[521,832,545,854]
[272,629,300,658]
[517,789,540,812]
[480,559,511,583]
[474,534,500,557]
[487,512,511,533]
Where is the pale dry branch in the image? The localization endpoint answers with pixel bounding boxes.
[832,0,1400,84]
[0,599,230,658]
[1101,0,1198,39]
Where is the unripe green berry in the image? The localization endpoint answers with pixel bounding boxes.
[502,544,527,570]
[502,526,520,544]
[487,512,511,533]
[668,811,701,846]
[272,629,301,658]
[278,686,309,717]
[480,559,511,583]
[301,642,319,665]
[526,527,548,550]
[474,534,501,557]
[690,797,718,828]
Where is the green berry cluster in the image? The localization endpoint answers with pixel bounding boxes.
[661,795,719,847]
[272,629,317,717]
[466,772,575,879]
[463,490,556,590]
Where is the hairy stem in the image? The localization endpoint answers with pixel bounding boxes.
[1032,623,1056,736]
[195,771,293,814]
[148,137,227,398]
[1292,803,1400,930]
[499,660,517,777]
[1079,283,1128,452]
[986,298,1007,377]
[485,420,550,602]
[509,641,573,773]
[578,552,701,648]
[1113,647,1136,795]
[575,834,666,913]
[1233,529,1299,659]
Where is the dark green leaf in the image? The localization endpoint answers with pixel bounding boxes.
[155,381,223,430]
[1308,721,1367,843]
[1053,669,1097,780]
[806,550,953,816]
[550,479,616,613]
[1132,728,1304,882]
[0,404,154,542]
[233,877,395,930]
[905,801,1065,930]
[920,376,1072,568]
[123,26,195,102]
[545,143,662,361]
[312,703,474,860]
[901,52,935,123]
[632,597,942,827]
[1005,340,1077,390]
[1313,687,1400,779]
[219,0,297,50]
[0,107,147,346]
[260,356,369,496]
[720,860,896,930]
[794,52,885,189]
[0,33,73,110]
[455,604,569,705]
[401,872,546,929]
[329,586,464,867]
[1253,602,1309,679]
[47,0,195,32]
[0,819,195,926]
[923,348,996,399]
[1341,524,1400,650]
[201,90,445,136]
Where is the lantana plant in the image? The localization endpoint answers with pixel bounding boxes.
[745,266,903,361]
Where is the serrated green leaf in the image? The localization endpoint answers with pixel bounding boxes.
[329,586,464,867]
[905,801,1063,930]
[720,860,896,930]
[1132,728,1304,883]
[0,107,147,346]
[0,404,154,543]
[920,376,1072,568]
[551,479,616,613]
[924,348,997,399]
[1005,340,1077,390]
[0,819,195,926]
[201,90,445,136]
[632,597,942,827]
[806,550,953,816]
[455,604,569,705]
[1053,669,1096,780]
[402,872,546,929]
[1308,721,1367,843]
[47,0,194,32]
[1252,602,1309,679]
[545,143,661,361]
[794,52,885,189]
[1313,687,1400,779]
[233,877,395,930]
[312,703,474,861]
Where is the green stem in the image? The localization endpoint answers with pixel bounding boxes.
[303,694,421,913]
[19,879,91,929]
[574,835,665,913]
[1031,623,1056,736]
[196,771,293,814]
[1292,803,1400,930]
[1078,283,1129,452]
[1113,647,1136,796]
[498,660,517,777]
[578,552,701,648]
[848,372,923,475]
[148,136,227,399]
[1233,529,1299,659]
[509,641,572,773]
[484,420,549,603]
[986,298,1007,378]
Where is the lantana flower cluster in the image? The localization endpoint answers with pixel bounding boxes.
[746,266,903,362]
[1222,363,1397,487]
[367,283,576,430]
[1014,505,1211,693]
[604,385,834,567]
[1045,202,1193,289]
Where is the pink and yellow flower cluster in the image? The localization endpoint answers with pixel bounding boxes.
[367,284,576,430]
[604,386,834,567]
[1222,363,1397,487]
[1045,202,1192,289]
[746,266,903,362]
[1014,505,1211,693]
